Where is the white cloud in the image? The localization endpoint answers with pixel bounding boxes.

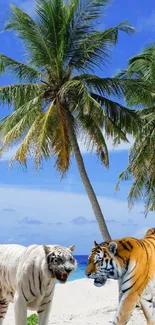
[137,11,155,32]
[18,217,43,225]
[0,185,153,253]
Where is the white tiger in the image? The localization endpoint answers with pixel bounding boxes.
[0,243,77,325]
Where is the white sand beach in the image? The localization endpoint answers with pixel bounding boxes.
[4,278,147,325]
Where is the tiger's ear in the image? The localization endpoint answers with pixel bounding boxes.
[69,245,75,252]
[94,241,98,247]
[109,242,118,255]
[43,245,51,255]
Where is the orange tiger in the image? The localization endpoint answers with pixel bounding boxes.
[85,228,155,325]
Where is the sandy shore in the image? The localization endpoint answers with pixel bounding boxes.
[4,278,146,324]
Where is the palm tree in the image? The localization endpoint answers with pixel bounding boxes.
[116,45,155,214]
[0,0,147,240]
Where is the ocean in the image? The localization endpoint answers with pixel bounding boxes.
[69,255,88,281]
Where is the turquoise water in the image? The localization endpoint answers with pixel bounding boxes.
[69,255,88,281]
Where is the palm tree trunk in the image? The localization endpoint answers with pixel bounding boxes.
[65,111,111,241]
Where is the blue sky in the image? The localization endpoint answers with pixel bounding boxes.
[0,0,155,254]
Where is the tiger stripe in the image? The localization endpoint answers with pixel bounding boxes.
[86,227,155,325]
[29,280,36,297]
[0,243,76,325]
[38,272,42,295]
[21,285,28,302]
[0,298,9,324]
[32,263,35,288]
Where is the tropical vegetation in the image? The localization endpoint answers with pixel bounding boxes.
[0,0,150,240]
[116,45,155,214]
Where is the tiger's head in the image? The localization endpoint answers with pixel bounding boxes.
[43,244,77,283]
[85,240,127,287]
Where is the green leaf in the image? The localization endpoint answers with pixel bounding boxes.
[5,5,54,68]
[116,107,155,214]
[0,54,42,82]
[0,83,46,108]
[78,110,109,167]
[68,22,134,72]
[27,314,38,325]
[0,0,141,179]
[90,92,139,135]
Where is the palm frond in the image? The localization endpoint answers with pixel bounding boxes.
[34,99,57,167]
[0,83,46,109]
[68,0,110,32]
[78,110,109,167]
[60,79,90,112]
[0,54,42,82]
[75,93,128,154]
[0,0,143,181]
[64,0,112,68]
[116,46,155,107]
[52,103,72,173]
[116,106,155,214]
[74,74,150,101]
[90,93,139,135]
[5,5,54,68]
[88,95,129,143]
[62,78,137,148]
[9,114,43,166]
[68,22,134,71]
[36,0,67,76]
[32,99,71,172]
[117,166,155,215]
[0,96,42,155]
[128,45,155,81]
